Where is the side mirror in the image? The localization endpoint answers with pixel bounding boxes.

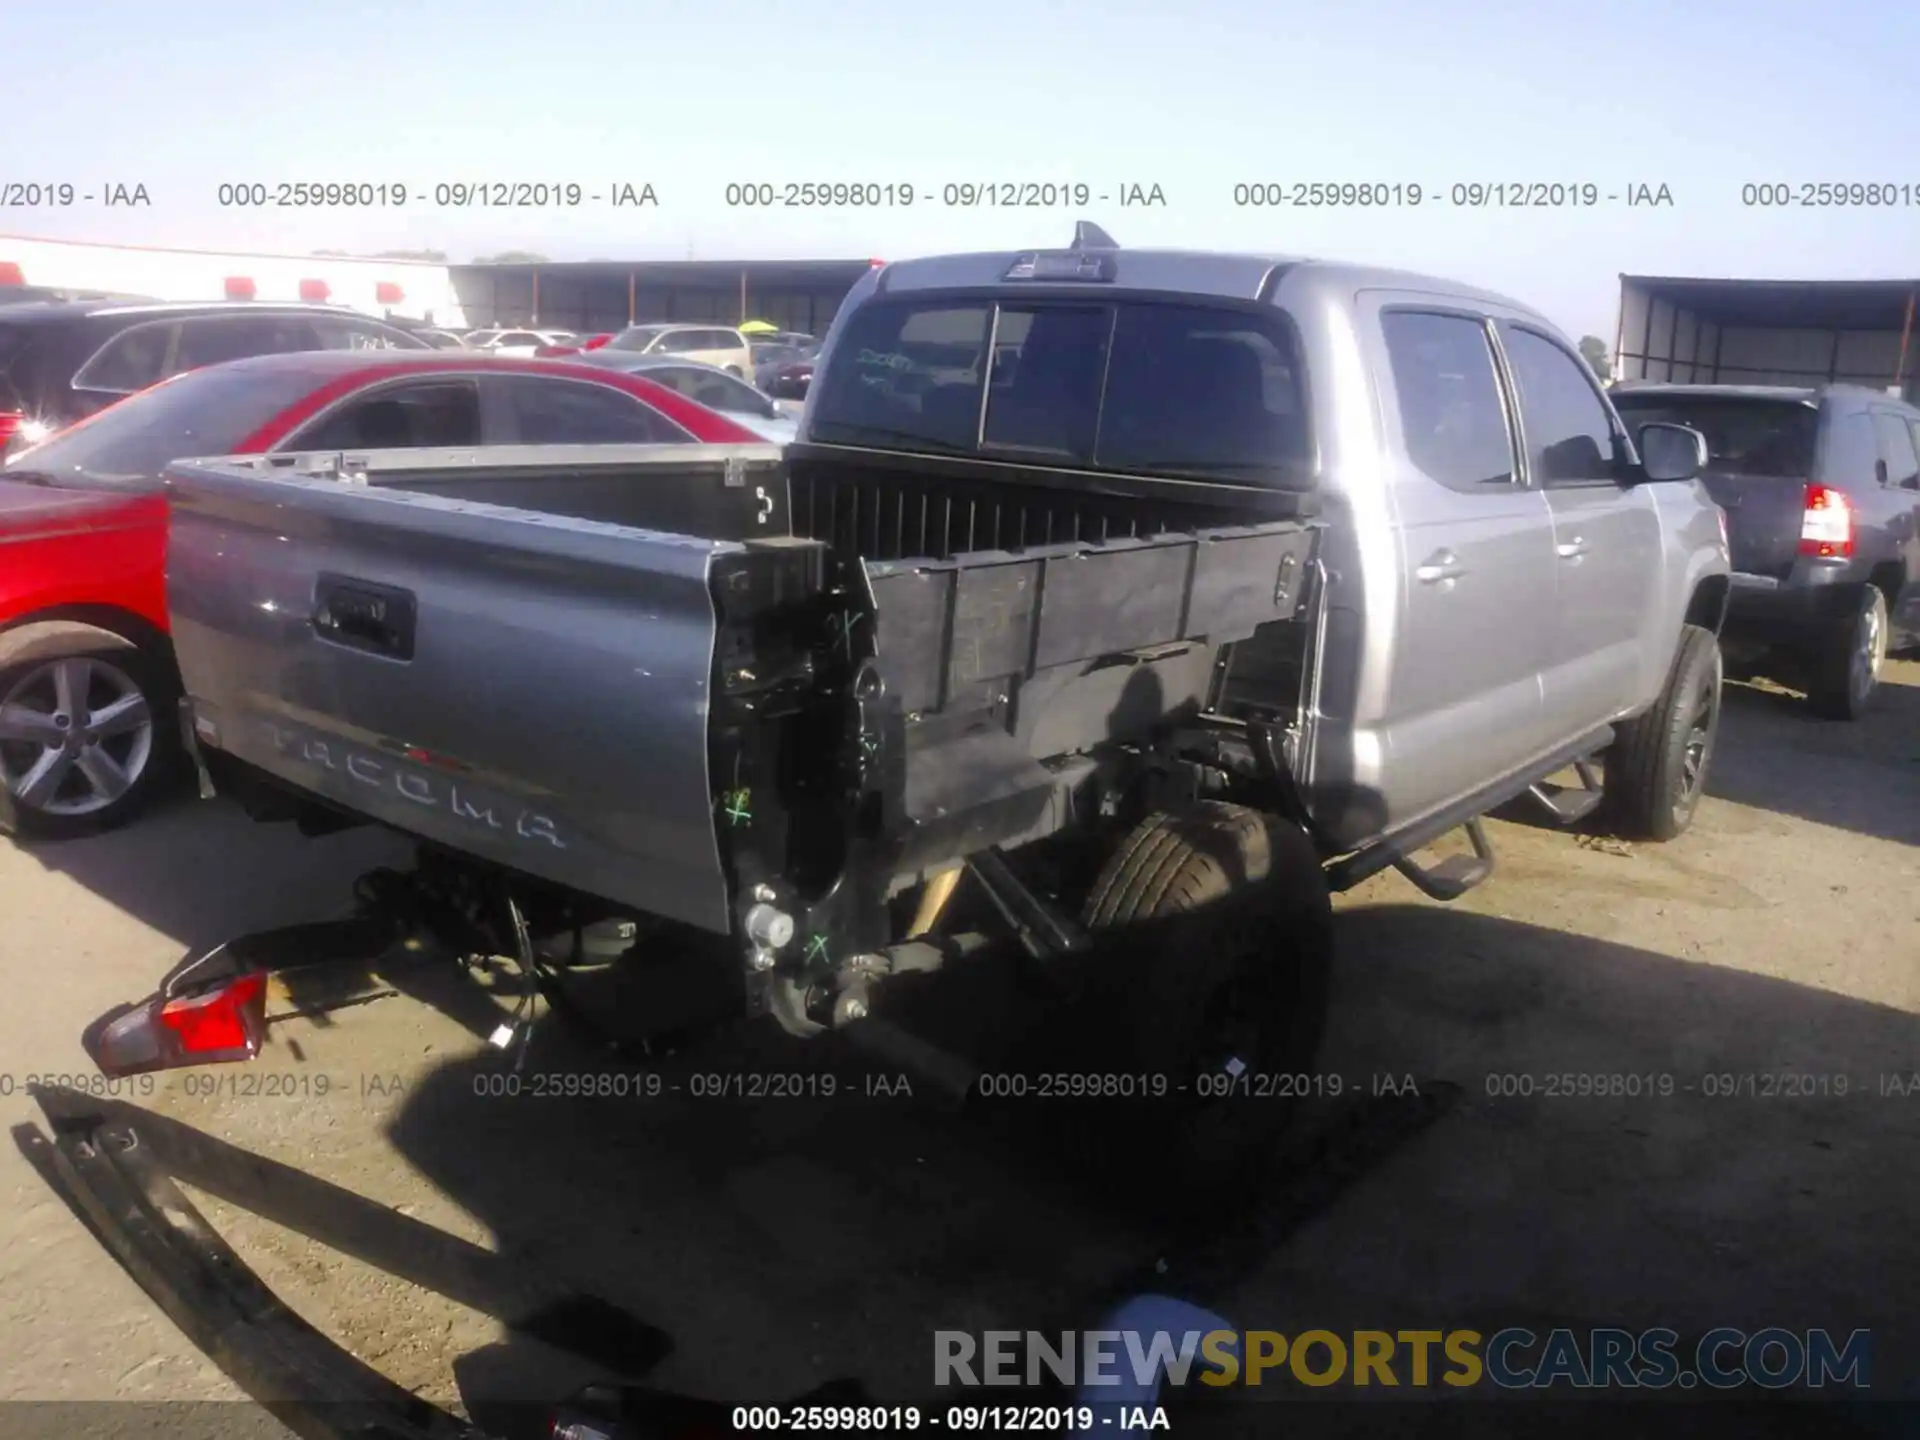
[1637,421,1709,483]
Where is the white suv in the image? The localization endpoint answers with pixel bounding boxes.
[599,323,753,377]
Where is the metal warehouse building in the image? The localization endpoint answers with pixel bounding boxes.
[1614,274,1920,402]
[1,237,881,336]
[452,258,882,336]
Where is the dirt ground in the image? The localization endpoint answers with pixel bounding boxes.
[0,664,1914,1436]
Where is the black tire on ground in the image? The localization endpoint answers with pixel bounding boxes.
[0,642,184,841]
[1049,802,1335,1196]
[1805,584,1889,722]
[1605,623,1723,843]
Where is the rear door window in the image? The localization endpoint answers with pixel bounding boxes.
[171,316,323,373]
[291,380,482,450]
[493,376,692,443]
[1824,412,1880,489]
[71,321,181,394]
[311,315,423,351]
[1608,395,1818,474]
[810,298,1309,485]
[1870,410,1919,487]
[1379,311,1517,492]
[640,365,773,416]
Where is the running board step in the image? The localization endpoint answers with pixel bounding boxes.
[1390,817,1495,901]
[1527,758,1606,825]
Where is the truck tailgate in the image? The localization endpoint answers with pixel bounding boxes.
[163,449,781,936]
[1698,467,1807,578]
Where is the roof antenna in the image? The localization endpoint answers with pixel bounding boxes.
[1069,221,1119,251]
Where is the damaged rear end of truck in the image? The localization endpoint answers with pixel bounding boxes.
[94,236,1345,1127]
[157,424,1326,1034]
[32,233,1372,1438]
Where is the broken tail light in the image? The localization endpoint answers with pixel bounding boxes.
[1798,483,1854,558]
[92,972,269,1076]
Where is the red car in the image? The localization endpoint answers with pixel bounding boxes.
[0,350,761,839]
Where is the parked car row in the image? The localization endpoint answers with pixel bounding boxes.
[0,299,428,458]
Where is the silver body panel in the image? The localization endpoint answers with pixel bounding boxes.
[803,249,1731,853]
[164,446,757,934]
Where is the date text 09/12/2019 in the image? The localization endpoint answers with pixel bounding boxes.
[1230,181,1674,208]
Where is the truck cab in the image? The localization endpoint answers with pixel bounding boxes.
[799,241,1732,857]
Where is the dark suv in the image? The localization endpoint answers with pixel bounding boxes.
[0,300,427,456]
[1611,383,1920,718]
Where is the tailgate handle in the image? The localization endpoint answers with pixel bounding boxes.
[312,575,416,660]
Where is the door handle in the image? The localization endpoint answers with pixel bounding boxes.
[312,574,417,660]
[1556,537,1589,559]
[1416,550,1469,584]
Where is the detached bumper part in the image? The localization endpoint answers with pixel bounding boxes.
[26,1094,487,1440]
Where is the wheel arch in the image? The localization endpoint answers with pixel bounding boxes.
[1683,573,1731,636]
[0,606,175,674]
[1864,560,1904,613]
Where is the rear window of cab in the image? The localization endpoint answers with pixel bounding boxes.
[808,298,1312,488]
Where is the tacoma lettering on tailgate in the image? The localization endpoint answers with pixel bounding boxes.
[258,720,566,849]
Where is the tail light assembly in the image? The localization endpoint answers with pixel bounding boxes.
[92,972,269,1077]
[1798,482,1854,558]
[83,916,400,1079]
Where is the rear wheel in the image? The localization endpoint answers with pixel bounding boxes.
[1805,585,1888,721]
[1033,803,1334,1199]
[0,645,181,840]
[1606,623,1722,842]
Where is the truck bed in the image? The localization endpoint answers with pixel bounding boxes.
[163,443,1319,938]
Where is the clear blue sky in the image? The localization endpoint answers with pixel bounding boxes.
[8,0,1918,339]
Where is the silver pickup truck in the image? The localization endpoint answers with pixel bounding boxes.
[88,228,1730,1187]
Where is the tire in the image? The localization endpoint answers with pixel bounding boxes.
[0,642,183,840]
[1605,623,1722,842]
[1039,802,1335,1199]
[1805,585,1889,721]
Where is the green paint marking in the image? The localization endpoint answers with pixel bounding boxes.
[805,934,829,963]
[724,788,753,826]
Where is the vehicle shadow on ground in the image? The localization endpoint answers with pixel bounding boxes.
[8,789,411,958]
[22,904,1915,1439]
[1486,661,1919,848]
[1706,663,1920,847]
